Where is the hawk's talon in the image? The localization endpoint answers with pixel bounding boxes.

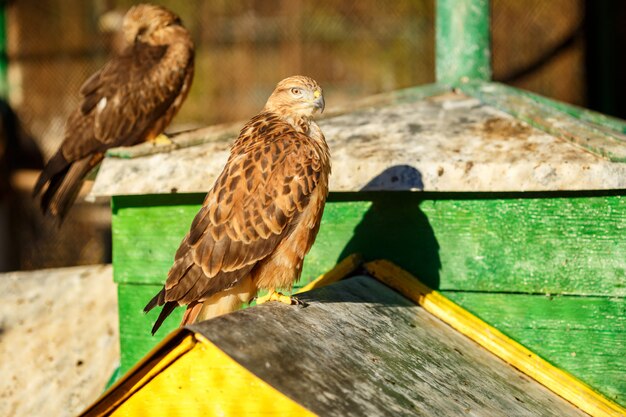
[292,296,308,307]
[256,291,305,307]
[149,133,173,146]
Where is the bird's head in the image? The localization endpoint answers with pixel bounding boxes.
[264,76,325,118]
[122,4,185,46]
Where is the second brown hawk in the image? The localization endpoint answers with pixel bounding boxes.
[33,4,194,221]
[145,75,330,334]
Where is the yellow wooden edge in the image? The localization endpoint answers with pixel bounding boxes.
[79,329,195,417]
[364,259,626,417]
[297,253,362,294]
[184,333,316,416]
[109,333,315,416]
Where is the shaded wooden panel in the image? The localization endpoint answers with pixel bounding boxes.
[112,192,626,296]
[117,284,183,375]
[319,193,625,296]
[189,277,588,417]
[443,291,626,406]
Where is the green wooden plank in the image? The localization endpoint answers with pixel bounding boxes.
[436,0,491,85]
[442,291,626,406]
[112,200,198,285]
[112,192,626,296]
[117,284,183,375]
[459,81,626,162]
[421,195,626,296]
[309,193,626,296]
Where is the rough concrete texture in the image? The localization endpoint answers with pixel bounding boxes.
[0,265,118,417]
[89,92,626,198]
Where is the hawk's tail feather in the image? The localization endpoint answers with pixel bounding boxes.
[36,153,103,222]
[144,287,166,313]
[33,150,68,198]
[150,301,178,336]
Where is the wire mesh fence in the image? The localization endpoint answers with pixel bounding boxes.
[7,0,436,159]
[3,0,586,270]
[7,0,585,157]
[491,0,585,106]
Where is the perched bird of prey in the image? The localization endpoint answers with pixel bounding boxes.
[145,76,330,334]
[33,4,194,221]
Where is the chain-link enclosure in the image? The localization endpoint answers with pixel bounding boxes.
[7,0,437,158]
[4,0,585,270]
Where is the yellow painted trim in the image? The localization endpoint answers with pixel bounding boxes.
[297,253,362,293]
[81,254,361,416]
[110,333,316,417]
[79,329,195,417]
[364,259,626,417]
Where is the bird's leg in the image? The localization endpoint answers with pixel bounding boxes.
[149,133,173,146]
[256,289,307,307]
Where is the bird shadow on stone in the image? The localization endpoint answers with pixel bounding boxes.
[358,164,425,192]
[318,165,441,306]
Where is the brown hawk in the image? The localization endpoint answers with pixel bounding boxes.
[33,4,194,221]
[145,76,330,334]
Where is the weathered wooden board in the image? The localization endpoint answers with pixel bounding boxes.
[111,197,196,286]
[116,273,625,409]
[112,192,626,296]
[189,277,588,417]
[104,83,451,160]
[443,291,626,407]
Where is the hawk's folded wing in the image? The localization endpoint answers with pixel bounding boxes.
[62,43,191,162]
[163,115,325,305]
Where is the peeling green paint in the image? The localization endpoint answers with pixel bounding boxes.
[436,0,491,85]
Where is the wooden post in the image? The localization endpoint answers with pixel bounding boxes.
[436,0,491,85]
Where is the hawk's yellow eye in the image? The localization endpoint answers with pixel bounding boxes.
[290,88,302,96]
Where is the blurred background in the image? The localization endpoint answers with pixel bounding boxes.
[1,0,624,271]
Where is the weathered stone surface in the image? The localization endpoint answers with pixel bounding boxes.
[89,92,626,199]
[0,265,118,417]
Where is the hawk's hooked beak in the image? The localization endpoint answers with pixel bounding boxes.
[313,90,325,113]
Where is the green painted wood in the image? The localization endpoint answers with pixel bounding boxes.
[111,191,626,398]
[442,291,626,407]
[117,283,183,375]
[112,192,626,296]
[111,195,202,285]
[460,81,626,162]
[436,0,491,85]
